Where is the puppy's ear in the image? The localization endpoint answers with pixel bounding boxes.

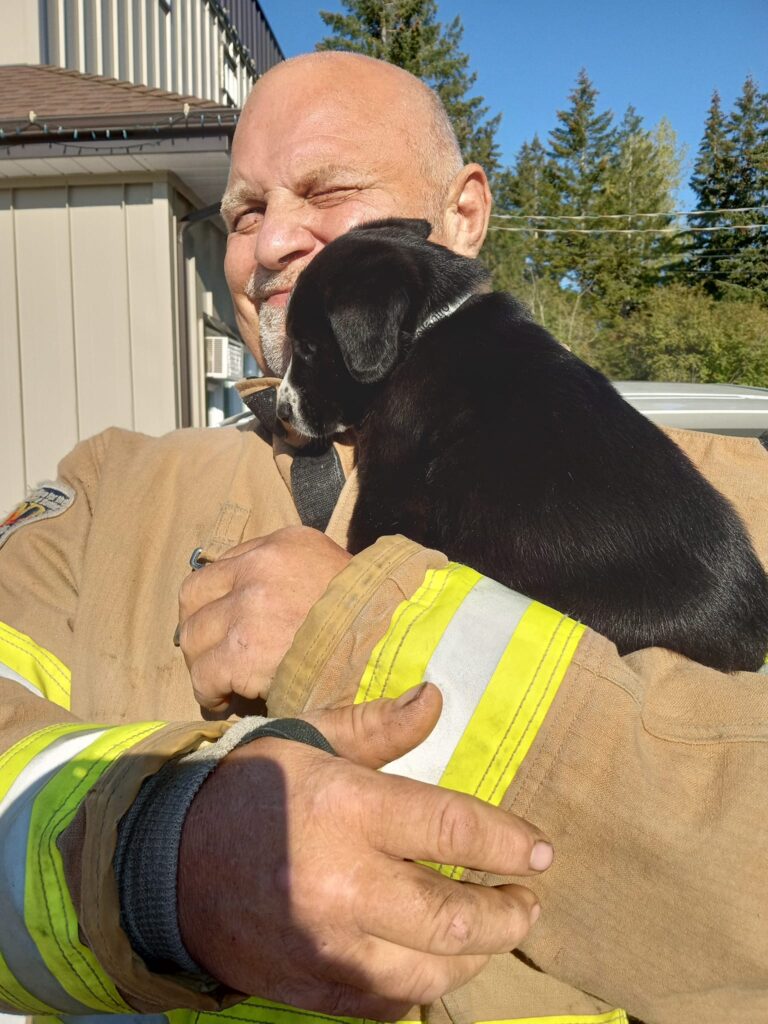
[355,217,432,240]
[329,288,409,384]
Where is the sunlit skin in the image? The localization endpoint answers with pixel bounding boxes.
[222,52,493,373]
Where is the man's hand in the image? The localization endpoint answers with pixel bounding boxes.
[178,683,552,1020]
[178,526,351,715]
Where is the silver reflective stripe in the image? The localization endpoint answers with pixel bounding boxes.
[0,660,42,698]
[381,577,532,784]
[0,730,106,1015]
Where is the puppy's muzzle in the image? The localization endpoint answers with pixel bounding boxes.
[276,395,293,423]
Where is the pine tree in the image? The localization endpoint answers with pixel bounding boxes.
[486,136,555,292]
[545,70,616,295]
[316,0,501,175]
[596,108,681,312]
[722,76,768,301]
[688,90,737,295]
[689,80,768,302]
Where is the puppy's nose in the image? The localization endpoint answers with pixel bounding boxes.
[276,396,293,422]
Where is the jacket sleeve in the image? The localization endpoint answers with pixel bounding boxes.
[267,535,768,1024]
[0,435,235,1016]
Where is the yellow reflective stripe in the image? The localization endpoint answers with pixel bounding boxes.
[474,1013,628,1024]
[443,603,585,799]
[26,721,165,1013]
[0,621,71,709]
[0,724,99,1015]
[435,605,584,879]
[183,1003,421,1024]
[357,564,482,703]
[0,950,61,1015]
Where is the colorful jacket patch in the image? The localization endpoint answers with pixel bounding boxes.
[0,483,75,550]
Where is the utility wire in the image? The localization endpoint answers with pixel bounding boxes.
[489,223,768,235]
[490,205,767,221]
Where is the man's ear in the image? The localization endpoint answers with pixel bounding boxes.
[329,288,409,384]
[434,165,492,257]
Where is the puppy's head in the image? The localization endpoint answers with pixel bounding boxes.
[276,218,486,439]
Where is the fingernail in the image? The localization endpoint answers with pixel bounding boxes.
[530,902,541,925]
[529,841,554,871]
[395,682,427,707]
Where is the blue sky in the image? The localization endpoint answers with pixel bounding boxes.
[261,0,767,206]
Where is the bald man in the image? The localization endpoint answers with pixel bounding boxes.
[1,51,767,1024]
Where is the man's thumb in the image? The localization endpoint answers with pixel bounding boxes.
[305,683,443,769]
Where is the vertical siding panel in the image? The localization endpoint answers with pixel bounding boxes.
[210,12,218,103]
[119,0,133,82]
[75,0,86,71]
[89,0,103,75]
[201,5,210,103]
[172,0,182,96]
[192,0,201,99]
[163,2,172,92]
[150,0,160,89]
[135,0,147,85]
[14,188,79,492]
[0,193,27,515]
[124,182,178,435]
[68,184,133,437]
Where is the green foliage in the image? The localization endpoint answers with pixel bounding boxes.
[688,78,768,302]
[316,0,501,174]
[591,285,768,386]
[313,7,767,384]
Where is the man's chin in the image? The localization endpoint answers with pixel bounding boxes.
[258,306,290,377]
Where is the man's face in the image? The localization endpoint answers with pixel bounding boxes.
[222,64,437,375]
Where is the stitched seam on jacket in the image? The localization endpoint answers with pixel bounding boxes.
[283,536,418,701]
[364,565,456,702]
[487,616,580,805]
[86,722,230,1009]
[36,725,159,1009]
[574,656,768,742]
[0,624,69,699]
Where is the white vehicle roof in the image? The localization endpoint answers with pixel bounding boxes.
[613,381,768,437]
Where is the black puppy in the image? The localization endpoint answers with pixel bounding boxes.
[277,218,768,672]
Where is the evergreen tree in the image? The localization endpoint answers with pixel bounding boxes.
[688,90,737,295]
[545,70,616,295]
[596,108,681,312]
[316,0,501,174]
[689,80,768,302]
[722,76,768,301]
[486,135,556,293]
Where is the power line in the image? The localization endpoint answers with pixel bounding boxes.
[490,205,767,221]
[489,223,768,236]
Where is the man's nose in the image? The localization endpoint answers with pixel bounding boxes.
[255,201,316,271]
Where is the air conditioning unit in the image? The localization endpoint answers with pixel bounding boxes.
[206,335,244,380]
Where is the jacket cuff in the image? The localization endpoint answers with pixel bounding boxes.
[69,720,246,1014]
[0,720,170,1015]
[268,534,448,716]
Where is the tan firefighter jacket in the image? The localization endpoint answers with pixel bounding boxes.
[0,385,767,1024]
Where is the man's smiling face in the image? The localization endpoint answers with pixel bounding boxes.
[222,54,449,376]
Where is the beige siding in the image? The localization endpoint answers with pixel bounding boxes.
[0,0,261,107]
[0,180,180,516]
[0,193,26,509]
